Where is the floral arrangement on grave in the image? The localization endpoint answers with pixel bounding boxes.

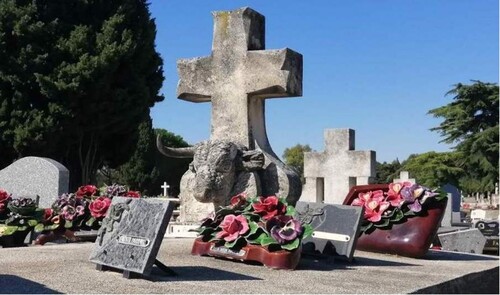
[351,182,447,234]
[0,188,44,237]
[35,184,141,233]
[194,193,313,252]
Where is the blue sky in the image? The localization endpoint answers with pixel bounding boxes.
[148,0,498,163]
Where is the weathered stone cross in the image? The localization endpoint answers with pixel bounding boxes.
[176,7,303,149]
[302,129,376,204]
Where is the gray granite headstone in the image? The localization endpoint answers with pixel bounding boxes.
[89,197,175,277]
[0,157,69,208]
[441,183,461,226]
[295,201,364,261]
[438,228,486,254]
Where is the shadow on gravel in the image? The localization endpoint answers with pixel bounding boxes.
[0,275,63,294]
[297,254,420,271]
[412,267,499,294]
[148,265,263,282]
[424,250,500,261]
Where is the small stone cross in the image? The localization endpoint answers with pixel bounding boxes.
[161,182,170,197]
[176,7,302,148]
[394,171,416,184]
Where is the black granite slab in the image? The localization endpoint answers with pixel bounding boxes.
[295,201,364,261]
[89,197,175,276]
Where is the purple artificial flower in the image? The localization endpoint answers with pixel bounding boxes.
[400,184,426,213]
[420,189,439,205]
[266,215,303,244]
[53,193,76,210]
[62,205,77,221]
[104,184,127,197]
[75,205,85,216]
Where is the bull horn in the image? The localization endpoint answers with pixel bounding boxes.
[156,134,195,158]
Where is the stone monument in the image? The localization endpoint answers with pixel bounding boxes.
[441,183,462,226]
[157,7,303,223]
[0,157,69,208]
[301,129,376,204]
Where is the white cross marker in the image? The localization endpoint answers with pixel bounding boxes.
[161,182,170,197]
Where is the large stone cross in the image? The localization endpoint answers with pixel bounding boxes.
[302,129,376,204]
[177,7,302,149]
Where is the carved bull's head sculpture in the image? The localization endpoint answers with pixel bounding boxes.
[157,135,264,207]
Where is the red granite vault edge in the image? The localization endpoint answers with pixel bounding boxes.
[191,238,301,270]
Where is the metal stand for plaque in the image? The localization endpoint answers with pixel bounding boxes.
[95,259,177,279]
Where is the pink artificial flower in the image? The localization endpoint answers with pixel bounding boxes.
[386,183,405,207]
[352,190,384,207]
[51,215,61,224]
[75,205,85,216]
[215,214,249,242]
[62,205,77,221]
[364,199,391,223]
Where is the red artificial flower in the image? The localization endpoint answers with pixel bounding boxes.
[43,208,54,222]
[89,196,112,218]
[230,193,247,208]
[0,189,10,201]
[125,191,141,198]
[215,214,249,242]
[76,185,98,198]
[0,189,11,213]
[252,196,286,220]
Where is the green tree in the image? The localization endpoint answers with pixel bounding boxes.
[111,118,159,195]
[375,159,401,184]
[97,128,191,197]
[428,81,499,193]
[152,129,191,197]
[399,152,463,188]
[283,144,312,183]
[0,0,164,189]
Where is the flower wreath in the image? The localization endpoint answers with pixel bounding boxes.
[194,193,313,252]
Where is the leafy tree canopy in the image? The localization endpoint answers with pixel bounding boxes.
[0,0,164,188]
[399,152,463,188]
[152,128,191,197]
[428,81,499,193]
[283,144,312,183]
[98,128,191,196]
[109,118,159,195]
[375,159,401,184]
